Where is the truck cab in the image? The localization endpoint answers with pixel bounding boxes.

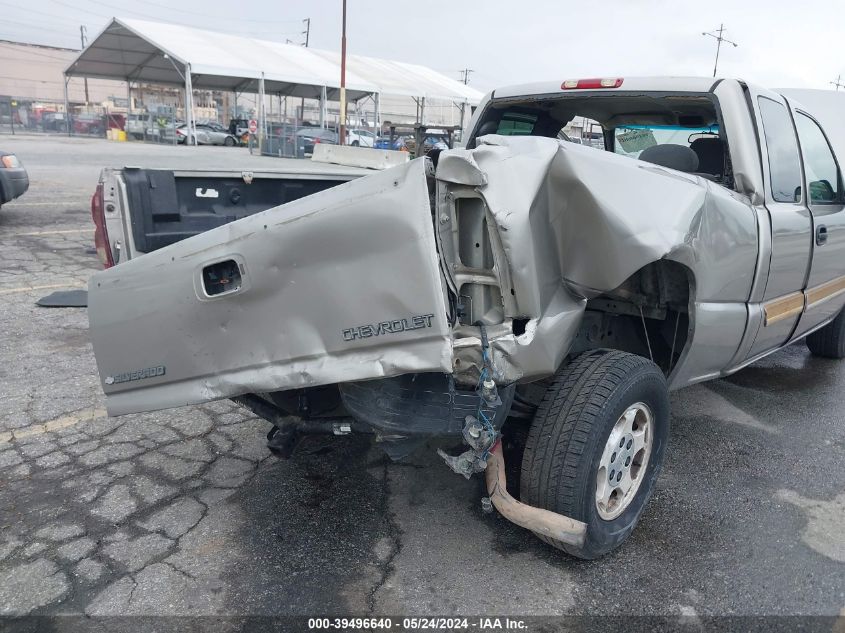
[463,77,845,378]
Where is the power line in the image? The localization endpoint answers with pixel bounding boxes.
[126,0,304,23]
[701,23,738,77]
[2,17,78,37]
[831,74,844,91]
[43,0,305,37]
[0,1,92,28]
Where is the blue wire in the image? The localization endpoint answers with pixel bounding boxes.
[475,340,497,459]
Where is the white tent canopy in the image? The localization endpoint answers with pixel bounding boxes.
[65,18,376,100]
[312,50,483,104]
[65,18,484,105]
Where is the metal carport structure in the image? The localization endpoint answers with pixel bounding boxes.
[311,49,483,126]
[64,18,379,145]
[64,18,484,145]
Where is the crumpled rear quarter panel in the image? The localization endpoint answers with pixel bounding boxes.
[437,136,757,387]
[89,159,451,415]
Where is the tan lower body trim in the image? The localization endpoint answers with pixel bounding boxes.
[763,292,805,326]
[805,274,845,310]
[763,274,845,327]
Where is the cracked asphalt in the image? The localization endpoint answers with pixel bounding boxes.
[0,135,843,619]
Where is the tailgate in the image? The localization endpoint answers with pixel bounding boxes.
[89,159,452,415]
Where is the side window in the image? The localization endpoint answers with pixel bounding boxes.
[795,112,841,204]
[496,113,537,136]
[757,97,802,203]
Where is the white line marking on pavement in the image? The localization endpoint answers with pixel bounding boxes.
[0,283,86,296]
[0,407,106,445]
[11,228,92,236]
[2,202,87,207]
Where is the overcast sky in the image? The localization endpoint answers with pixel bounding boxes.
[2,0,843,92]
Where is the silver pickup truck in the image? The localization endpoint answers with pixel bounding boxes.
[87,77,845,558]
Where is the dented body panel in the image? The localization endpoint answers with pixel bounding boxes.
[89,159,451,415]
[436,135,757,388]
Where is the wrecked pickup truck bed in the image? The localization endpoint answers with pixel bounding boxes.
[88,77,845,558]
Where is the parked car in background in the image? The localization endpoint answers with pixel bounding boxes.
[0,151,29,209]
[125,113,148,139]
[374,135,409,151]
[41,112,67,132]
[295,128,338,156]
[228,118,250,137]
[404,136,449,156]
[73,114,105,136]
[176,123,238,146]
[346,129,376,147]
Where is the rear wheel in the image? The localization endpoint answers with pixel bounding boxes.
[806,309,845,358]
[351,140,360,147]
[520,349,670,559]
[224,136,236,146]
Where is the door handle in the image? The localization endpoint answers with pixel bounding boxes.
[816,224,828,246]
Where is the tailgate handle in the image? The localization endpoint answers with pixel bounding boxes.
[202,259,243,297]
[816,224,828,246]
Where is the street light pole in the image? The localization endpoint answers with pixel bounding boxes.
[701,23,738,77]
[339,0,347,146]
[298,18,310,128]
[80,26,90,105]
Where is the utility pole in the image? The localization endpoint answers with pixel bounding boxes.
[298,18,311,127]
[458,69,473,135]
[831,74,844,91]
[80,26,90,105]
[701,24,737,77]
[339,1,347,145]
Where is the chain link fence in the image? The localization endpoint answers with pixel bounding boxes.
[1,96,424,160]
[0,97,181,144]
[257,122,344,159]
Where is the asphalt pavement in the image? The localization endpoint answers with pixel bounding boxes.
[0,134,843,623]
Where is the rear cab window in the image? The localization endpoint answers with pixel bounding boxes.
[613,125,720,159]
[495,113,537,136]
[470,90,734,187]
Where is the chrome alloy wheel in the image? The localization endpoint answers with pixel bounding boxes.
[595,402,653,520]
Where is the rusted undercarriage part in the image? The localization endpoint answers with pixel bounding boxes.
[569,260,692,375]
[485,441,587,547]
[231,393,368,458]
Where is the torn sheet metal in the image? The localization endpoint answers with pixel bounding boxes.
[88,159,451,415]
[435,135,758,387]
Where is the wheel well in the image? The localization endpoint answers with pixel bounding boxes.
[571,260,693,375]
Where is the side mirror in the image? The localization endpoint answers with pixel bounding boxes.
[810,179,836,203]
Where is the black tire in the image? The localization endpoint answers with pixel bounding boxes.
[520,349,670,559]
[351,140,360,147]
[806,310,845,358]
[224,136,236,146]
